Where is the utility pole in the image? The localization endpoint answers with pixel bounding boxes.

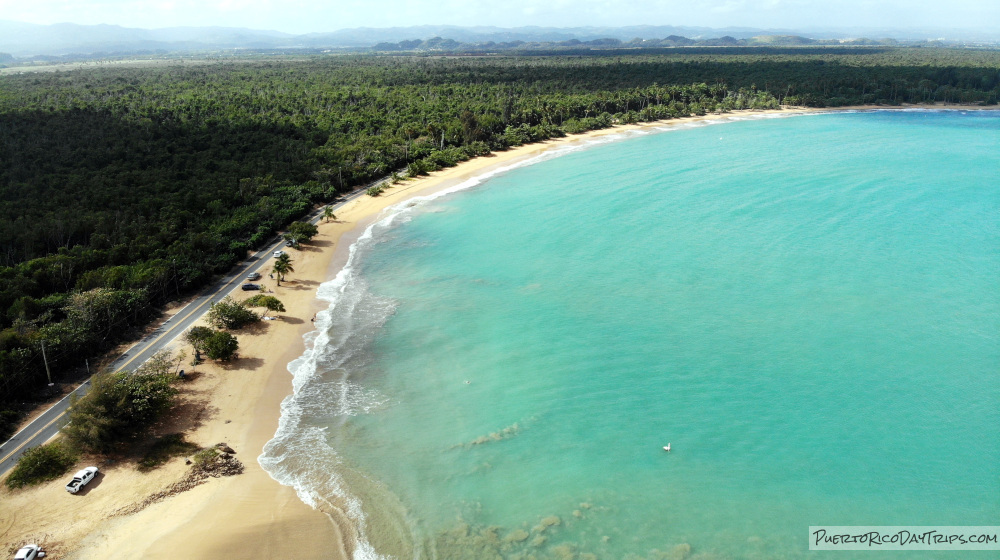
[40,340,54,386]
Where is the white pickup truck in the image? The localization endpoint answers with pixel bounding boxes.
[13,544,45,559]
[65,466,99,494]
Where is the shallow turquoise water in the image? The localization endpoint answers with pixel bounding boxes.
[263,110,1000,560]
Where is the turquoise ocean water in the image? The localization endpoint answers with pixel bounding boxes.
[260,110,1000,560]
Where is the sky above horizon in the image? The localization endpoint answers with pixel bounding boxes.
[1,0,996,35]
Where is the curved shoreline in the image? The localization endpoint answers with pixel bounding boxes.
[255,103,1000,560]
[218,106,825,559]
[4,104,994,559]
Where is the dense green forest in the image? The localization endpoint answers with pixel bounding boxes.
[1,47,998,436]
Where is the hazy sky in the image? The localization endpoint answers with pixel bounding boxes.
[2,0,996,34]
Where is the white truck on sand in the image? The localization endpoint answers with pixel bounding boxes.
[65,466,99,494]
[13,544,45,559]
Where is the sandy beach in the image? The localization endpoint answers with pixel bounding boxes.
[0,104,990,559]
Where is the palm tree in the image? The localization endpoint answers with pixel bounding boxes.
[322,205,336,223]
[272,254,294,285]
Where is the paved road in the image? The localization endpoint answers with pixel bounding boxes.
[0,186,374,476]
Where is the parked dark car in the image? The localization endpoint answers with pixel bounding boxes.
[241,283,260,291]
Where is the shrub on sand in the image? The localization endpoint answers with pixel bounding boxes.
[5,441,79,489]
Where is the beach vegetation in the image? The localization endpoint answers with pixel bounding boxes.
[285,221,319,245]
[138,433,200,471]
[1,48,998,409]
[321,205,336,222]
[139,348,186,376]
[406,161,428,177]
[202,330,239,361]
[184,325,215,352]
[189,444,245,477]
[207,296,260,329]
[4,441,79,489]
[185,326,239,361]
[191,446,220,469]
[62,362,178,453]
[243,294,285,317]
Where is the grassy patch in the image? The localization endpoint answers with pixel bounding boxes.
[5,441,79,489]
[191,446,220,469]
[138,433,199,472]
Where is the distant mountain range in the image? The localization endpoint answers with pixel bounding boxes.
[1,20,997,58]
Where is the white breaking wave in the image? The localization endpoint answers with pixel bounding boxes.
[259,208,401,560]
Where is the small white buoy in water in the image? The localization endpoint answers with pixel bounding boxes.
[663,443,671,452]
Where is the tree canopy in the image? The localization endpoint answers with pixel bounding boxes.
[244,294,285,317]
[202,330,239,361]
[62,351,178,452]
[206,296,260,330]
[284,221,319,246]
[185,325,240,361]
